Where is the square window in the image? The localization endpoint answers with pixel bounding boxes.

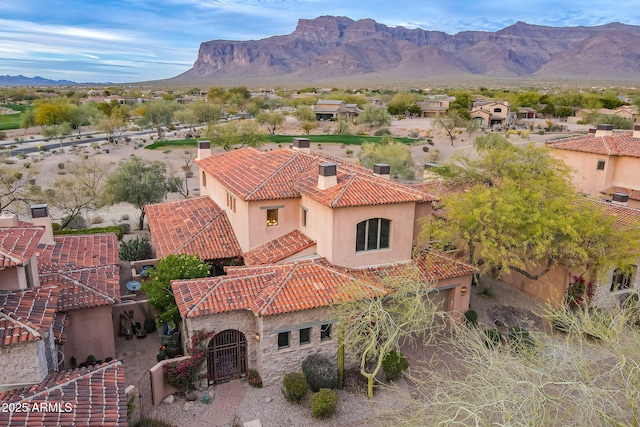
[597,160,605,170]
[278,331,290,349]
[267,208,279,226]
[299,327,311,345]
[320,324,331,341]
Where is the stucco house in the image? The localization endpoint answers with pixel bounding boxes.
[313,100,360,120]
[416,96,453,118]
[547,124,640,209]
[471,99,513,128]
[0,206,121,382]
[144,140,476,386]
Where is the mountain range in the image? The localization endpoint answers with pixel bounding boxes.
[172,16,640,84]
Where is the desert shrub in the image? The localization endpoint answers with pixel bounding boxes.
[373,128,391,136]
[119,236,153,261]
[282,372,308,403]
[508,326,535,353]
[484,329,502,349]
[478,287,495,299]
[311,388,338,419]
[345,148,354,156]
[408,131,420,138]
[120,223,132,234]
[61,215,87,230]
[302,354,338,392]
[90,216,104,225]
[247,369,263,388]
[381,350,409,381]
[57,162,65,169]
[422,146,430,152]
[464,309,478,327]
[54,226,124,240]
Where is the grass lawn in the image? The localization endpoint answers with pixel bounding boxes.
[0,104,32,131]
[145,134,418,149]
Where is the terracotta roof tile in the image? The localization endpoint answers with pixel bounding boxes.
[172,259,385,318]
[243,230,315,266]
[0,227,44,270]
[145,197,242,260]
[53,312,69,345]
[173,251,474,319]
[37,234,120,273]
[0,287,59,347]
[584,199,640,229]
[195,147,436,207]
[601,186,640,202]
[547,131,640,158]
[39,266,119,311]
[0,361,126,427]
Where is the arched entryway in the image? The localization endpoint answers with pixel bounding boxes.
[207,329,247,384]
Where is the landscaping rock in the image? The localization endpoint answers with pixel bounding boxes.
[208,390,215,399]
[162,394,175,404]
[183,401,195,411]
[265,397,272,403]
[185,391,198,401]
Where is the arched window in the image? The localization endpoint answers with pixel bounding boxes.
[356,218,390,252]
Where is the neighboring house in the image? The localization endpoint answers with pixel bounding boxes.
[0,205,121,379]
[313,100,360,120]
[500,200,640,308]
[471,99,513,128]
[144,139,476,386]
[416,97,453,118]
[574,106,639,122]
[547,124,640,209]
[0,360,126,427]
[516,107,537,119]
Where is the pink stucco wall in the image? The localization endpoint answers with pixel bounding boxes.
[150,356,187,405]
[499,263,571,307]
[549,149,613,197]
[64,305,116,367]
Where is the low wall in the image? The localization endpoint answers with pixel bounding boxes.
[149,355,189,405]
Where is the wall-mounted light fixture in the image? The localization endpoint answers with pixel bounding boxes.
[254,332,261,341]
[460,285,468,295]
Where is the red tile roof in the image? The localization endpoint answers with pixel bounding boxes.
[173,251,475,319]
[586,199,640,229]
[0,227,44,270]
[196,147,436,207]
[601,186,640,201]
[0,287,59,347]
[37,234,120,310]
[145,197,242,260]
[172,259,386,318]
[0,361,126,427]
[40,266,119,311]
[547,131,640,158]
[243,230,316,266]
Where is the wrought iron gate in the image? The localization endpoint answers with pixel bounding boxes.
[208,330,247,384]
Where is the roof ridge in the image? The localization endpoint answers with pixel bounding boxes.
[330,173,356,208]
[28,361,121,400]
[173,209,226,254]
[244,151,303,200]
[0,310,42,339]
[187,279,223,318]
[601,136,613,155]
[0,249,24,266]
[256,266,295,316]
[56,272,116,304]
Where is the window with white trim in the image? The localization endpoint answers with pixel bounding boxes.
[356,218,390,252]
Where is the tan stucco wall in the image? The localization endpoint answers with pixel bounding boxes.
[0,266,22,291]
[150,356,186,405]
[0,341,44,385]
[434,275,473,314]
[610,156,640,190]
[550,149,612,197]
[332,203,415,268]
[247,199,301,250]
[64,305,116,366]
[499,263,571,307]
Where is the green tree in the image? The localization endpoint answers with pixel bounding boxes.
[34,98,72,128]
[357,104,392,128]
[435,110,467,145]
[95,115,127,144]
[0,159,41,212]
[387,92,419,115]
[294,105,316,122]
[255,111,285,135]
[104,156,181,230]
[21,109,36,130]
[358,138,416,180]
[143,254,210,326]
[205,120,267,151]
[430,136,640,280]
[137,99,179,140]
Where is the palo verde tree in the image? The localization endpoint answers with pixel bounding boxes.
[358,137,416,180]
[143,254,210,326]
[205,119,267,151]
[255,111,285,135]
[0,159,42,212]
[103,156,182,230]
[429,135,640,281]
[379,301,640,426]
[357,104,392,128]
[333,263,442,399]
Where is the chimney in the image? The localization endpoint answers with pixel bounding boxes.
[588,128,596,134]
[317,163,337,190]
[30,204,55,245]
[611,193,629,205]
[292,138,311,154]
[594,124,613,137]
[197,140,211,160]
[633,124,640,138]
[373,163,391,179]
[0,211,19,228]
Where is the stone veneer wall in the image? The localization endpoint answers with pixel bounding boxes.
[0,340,44,385]
[592,265,640,309]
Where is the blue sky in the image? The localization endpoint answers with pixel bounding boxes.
[2,0,640,83]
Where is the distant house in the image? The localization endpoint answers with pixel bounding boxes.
[547,124,640,208]
[416,97,453,118]
[471,99,513,128]
[313,100,360,120]
[143,140,476,386]
[516,107,537,119]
